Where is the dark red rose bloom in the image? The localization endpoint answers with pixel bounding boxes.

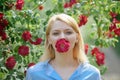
[0,30,2,36]
[55,38,70,53]
[91,47,100,56]
[84,44,89,54]
[70,0,77,5]
[1,31,7,40]
[64,2,70,8]
[109,23,117,31]
[114,28,120,36]
[5,56,16,69]
[24,70,27,75]
[38,5,44,10]
[78,15,88,27]
[28,62,35,68]
[18,45,29,56]
[0,13,4,19]
[112,18,120,24]
[109,11,118,18]
[30,38,42,45]
[1,19,8,27]
[22,31,32,41]
[95,52,105,66]
[0,19,8,28]
[15,0,24,10]
[63,0,77,8]
[0,25,5,31]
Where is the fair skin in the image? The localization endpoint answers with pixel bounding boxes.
[48,20,79,80]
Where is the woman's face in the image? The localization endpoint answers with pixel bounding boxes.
[48,20,78,53]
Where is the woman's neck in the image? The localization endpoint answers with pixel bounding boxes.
[51,51,78,67]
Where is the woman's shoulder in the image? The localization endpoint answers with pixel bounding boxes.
[75,62,101,80]
[79,62,100,74]
[27,60,49,73]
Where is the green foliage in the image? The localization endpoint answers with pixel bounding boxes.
[0,0,120,80]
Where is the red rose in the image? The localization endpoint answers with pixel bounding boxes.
[30,38,42,45]
[63,0,77,8]
[78,15,88,27]
[84,44,89,54]
[5,56,16,69]
[18,45,29,56]
[112,18,120,24]
[55,38,70,53]
[0,25,5,31]
[22,31,32,41]
[28,62,35,68]
[91,47,100,56]
[0,19,8,29]
[95,52,105,66]
[0,13,4,19]
[1,31,7,40]
[109,11,118,18]
[114,28,120,36]
[70,0,77,5]
[0,19,9,27]
[15,0,24,10]
[24,70,27,75]
[64,2,70,8]
[109,23,116,31]
[38,5,44,10]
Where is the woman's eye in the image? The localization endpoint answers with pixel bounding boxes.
[66,31,73,35]
[52,32,59,35]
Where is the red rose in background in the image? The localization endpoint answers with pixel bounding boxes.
[30,38,42,45]
[91,47,105,66]
[63,0,77,8]
[5,56,16,69]
[38,5,44,10]
[0,25,4,31]
[109,23,116,31]
[1,31,7,40]
[0,13,4,19]
[70,0,77,6]
[112,18,120,24]
[114,28,120,36]
[64,2,70,8]
[109,11,117,18]
[28,62,35,68]
[0,19,9,27]
[18,45,29,56]
[22,31,32,41]
[15,0,24,10]
[96,52,105,66]
[91,47,100,56]
[84,44,89,54]
[55,38,70,53]
[78,15,88,27]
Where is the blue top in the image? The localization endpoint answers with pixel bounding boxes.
[26,60,101,80]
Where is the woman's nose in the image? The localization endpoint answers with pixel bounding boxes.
[60,32,65,38]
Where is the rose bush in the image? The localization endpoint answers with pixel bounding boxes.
[0,0,120,79]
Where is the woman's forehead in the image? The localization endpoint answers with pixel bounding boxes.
[51,20,74,31]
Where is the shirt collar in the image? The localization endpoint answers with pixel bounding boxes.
[44,59,62,80]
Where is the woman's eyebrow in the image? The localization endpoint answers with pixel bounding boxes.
[51,30,60,32]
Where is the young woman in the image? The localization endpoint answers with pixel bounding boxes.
[26,13,101,80]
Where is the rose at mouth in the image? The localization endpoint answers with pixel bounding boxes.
[55,38,70,53]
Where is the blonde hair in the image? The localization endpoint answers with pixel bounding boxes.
[40,13,87,63]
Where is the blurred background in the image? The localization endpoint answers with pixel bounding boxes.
[0,0,120,80]
[81,19,120,80]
